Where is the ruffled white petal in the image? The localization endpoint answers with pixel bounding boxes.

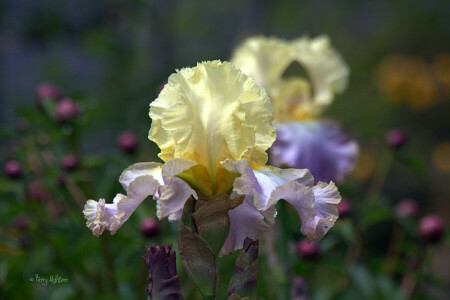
[84,158,198,236]
[110,176,160,234]
[269,181,316,231]
[220,196,270,256]
[83,175,160,236]
[221,159,313,215]
[302,181,340,241]
[270,121,359,183]
[223,158,341,242]
[156,158,198,220]
[84,198,114,237]
[119,162,164,189]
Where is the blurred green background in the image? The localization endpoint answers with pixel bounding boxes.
[1,0,449,299]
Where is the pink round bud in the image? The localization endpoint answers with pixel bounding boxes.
[396,198,420,219]
[4,160,23,179]
[117,131,139,153]
[386,129,407,149]
[62,154,78,171]
[35,83,63,104]
[140,218,159,237]
[418,215,445,242]
[337,198,352,218]
[55,98,80,123]
[297,239,319,259]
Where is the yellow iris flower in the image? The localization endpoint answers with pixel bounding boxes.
[84,60,341,255]
[231,35,349,121]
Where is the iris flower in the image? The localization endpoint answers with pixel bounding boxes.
[232,36,359,183]
[83,61,341,255]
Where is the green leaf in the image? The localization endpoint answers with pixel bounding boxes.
[178,197,217,297]
[228,238,259,300]
[193,193,231,256]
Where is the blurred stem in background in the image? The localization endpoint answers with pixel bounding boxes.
[368,149,396,198]
[277,201,290,300]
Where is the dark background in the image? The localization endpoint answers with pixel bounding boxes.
[1,0,449,299]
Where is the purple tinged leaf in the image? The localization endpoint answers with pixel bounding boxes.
[228,238,259,300]
[143,244,183,300]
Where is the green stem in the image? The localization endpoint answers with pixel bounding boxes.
[203,295,215,300]
[368,149,396,198]
[278,201,290,300]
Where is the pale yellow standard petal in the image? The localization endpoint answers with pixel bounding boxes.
[291,35,349,108]
[231,35,349,121]
[231,36,293,89]
[149,60,275,193]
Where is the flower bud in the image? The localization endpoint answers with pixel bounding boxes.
[3,160,23,179]
[297,239,319,259]
[35,83,63,106]
[418,214,444,242]
[396,198,420,219]
[140,218,159,237]
[143,244,183,300]
[386,129,407,149]
[228,238,259,299]
[62,154,78,171]
[55,98,80,123]
[117,131,139,153]
[337,198,352,218]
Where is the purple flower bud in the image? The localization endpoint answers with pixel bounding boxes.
[62,154,78,171]
[290,276,308,300]
[55,98,80,123]
[418,215,445,242]
[297,239,319,259]
[396,198,420,219]
[117,131,139,153]
[337,198,352,218]
[140,218,159,237]
[35,83,63,105]
[386,129,408,149]
[143,244,183,300]
[14,215,29,230]
[3,160,23,179]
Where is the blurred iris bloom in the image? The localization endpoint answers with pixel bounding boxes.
[232,36,359,183]
[83,61,341,255]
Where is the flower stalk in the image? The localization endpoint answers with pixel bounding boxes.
[178,193,232,299]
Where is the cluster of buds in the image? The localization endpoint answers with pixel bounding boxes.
[35,83,81,123]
